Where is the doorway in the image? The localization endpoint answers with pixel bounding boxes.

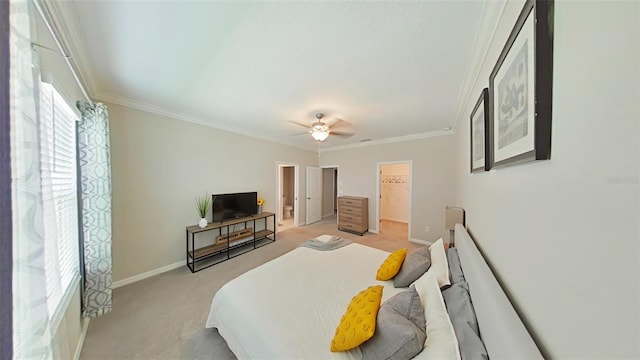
[377,162,412,240]
[277,163,299,232]
[321,166,338,222]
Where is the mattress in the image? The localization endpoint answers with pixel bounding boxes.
[205,242,404,359]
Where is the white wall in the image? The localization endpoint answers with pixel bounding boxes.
[454,1,639,358]
[108,103,318,281]
[320,135,456,242]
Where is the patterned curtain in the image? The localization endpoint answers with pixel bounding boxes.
[76,101,113,318]
[1,0,12,358]
[9,0,54,358]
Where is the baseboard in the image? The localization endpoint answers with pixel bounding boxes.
[381,217,409,224]
[73,317,90,360]
[410,238,429,245]
[113,260,185,289]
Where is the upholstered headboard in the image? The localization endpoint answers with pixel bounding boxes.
[454,224,543,359]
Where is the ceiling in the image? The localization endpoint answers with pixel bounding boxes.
[58,1,486,150]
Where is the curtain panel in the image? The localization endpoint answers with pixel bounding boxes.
[76,101,113,318]
[9,0,54,358]
[1,0,12,358]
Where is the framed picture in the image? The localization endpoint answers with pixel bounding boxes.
[470,88,490,173]
[489,0,554,168]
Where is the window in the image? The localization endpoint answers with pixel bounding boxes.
[39,82,80,323]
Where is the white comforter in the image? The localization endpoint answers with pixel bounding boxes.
[206,242,404,359]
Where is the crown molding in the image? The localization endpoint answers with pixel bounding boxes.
[321,129,455,152]
[39,0,98,98]
[94,91,318,152]
[96,90,454,154]
[451,0,509,132]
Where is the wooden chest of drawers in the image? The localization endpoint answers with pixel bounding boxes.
[338,196,368,235]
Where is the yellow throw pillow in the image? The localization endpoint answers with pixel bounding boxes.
[376,248,408,281]
[330,285,384,352]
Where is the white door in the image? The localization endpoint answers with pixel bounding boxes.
[306,166,322,225]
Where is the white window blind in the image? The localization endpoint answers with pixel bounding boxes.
[39,82,80,321]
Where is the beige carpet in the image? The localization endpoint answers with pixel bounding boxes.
[79,216,420,359]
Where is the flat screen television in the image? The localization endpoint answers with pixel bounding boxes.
[212,192,258,222]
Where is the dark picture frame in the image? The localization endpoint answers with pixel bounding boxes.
[489,0,553,168]
[470,88,490,172]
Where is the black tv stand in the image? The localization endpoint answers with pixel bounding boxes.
[185,212,276,273]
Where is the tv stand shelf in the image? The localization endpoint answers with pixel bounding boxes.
[185,212,276,273]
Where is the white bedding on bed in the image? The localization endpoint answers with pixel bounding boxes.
[205,243,405,359]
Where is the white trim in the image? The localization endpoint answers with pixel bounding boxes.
[452,0,509,131]
[41,0,99,97]
[33,1,93,103]
[294,165,300,228]
[380,217,409,224]
[97,91,316,152]
[410,238,429,245]
[99,91,455,153]
[275,162,300,233]
[50,275,81,334]
[376,161,413,241]
[276,163,283,233]
[323,129,454,152]
[73,318,90,360]
[112,260,184,289]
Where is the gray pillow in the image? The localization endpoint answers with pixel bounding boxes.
[360,286,426,360]
[446,248,466,286]
[442,282,488,360]
[442,281,478,333]
[451,320,488,360]
[393,246,431,288]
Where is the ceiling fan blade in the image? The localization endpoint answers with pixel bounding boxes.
[331,130,355,138]
[327,118,351,129]
[288,120,311,129]
[290,131,310,136]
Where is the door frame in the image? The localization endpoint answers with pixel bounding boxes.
[275,162,299,233]
[375,161,413,241]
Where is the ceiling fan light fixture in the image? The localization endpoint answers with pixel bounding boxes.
[289,112,351,142]
[310,121,330,141]
[311,128,330,141]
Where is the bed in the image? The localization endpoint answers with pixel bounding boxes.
[205,224,543,359]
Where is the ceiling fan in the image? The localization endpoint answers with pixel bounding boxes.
[289,113,355,142]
